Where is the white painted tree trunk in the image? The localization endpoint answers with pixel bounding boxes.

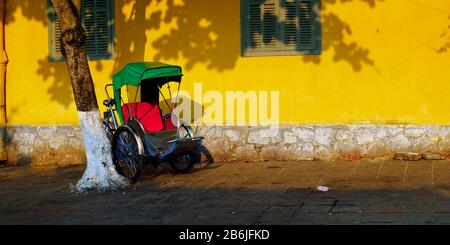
[75,110,129,192]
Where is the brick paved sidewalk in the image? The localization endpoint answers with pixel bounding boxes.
[0,160,449,225]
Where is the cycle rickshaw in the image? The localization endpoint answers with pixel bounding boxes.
[102,62,214,181]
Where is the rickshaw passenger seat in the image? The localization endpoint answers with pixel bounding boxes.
[163,117,178,131]
[122,102,164,133]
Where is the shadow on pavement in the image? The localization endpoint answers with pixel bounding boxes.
[0,162,449,225]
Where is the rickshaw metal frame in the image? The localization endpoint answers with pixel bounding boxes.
[101,62,212,181]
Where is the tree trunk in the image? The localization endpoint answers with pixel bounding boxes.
[50,0,128,192]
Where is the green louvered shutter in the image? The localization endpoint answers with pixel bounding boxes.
[48,0,115,62]
[261,1,278,50]
[243,0,279,54]
[48,0,63,61]
[81,0,114,60]
[280,0,320,52]
[241,0,321,56]
[248,0,263,49]
[282,0,299,49]
[298,0,317,51]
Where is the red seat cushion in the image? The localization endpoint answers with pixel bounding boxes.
[122,102,163,133]
[163,117,178,131]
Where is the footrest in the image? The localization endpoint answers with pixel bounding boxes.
[166,137,204,144]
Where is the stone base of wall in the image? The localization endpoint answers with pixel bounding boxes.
[4,124,450,166]
[5,126,85,166]
[203,125,450,162]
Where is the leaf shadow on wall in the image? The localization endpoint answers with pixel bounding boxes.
[437,15,450,54]
[113,0,162,74]
[6,1,76,108]
[6,0,384,108]
[151,0,383,73]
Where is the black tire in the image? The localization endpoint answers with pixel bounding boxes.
[112,126,143,182]
[169,154,195,174]
[106,128,114,143]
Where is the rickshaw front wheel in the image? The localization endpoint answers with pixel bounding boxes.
[112,126,144,182]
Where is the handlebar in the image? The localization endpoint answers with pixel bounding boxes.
[104,84,114,101]
[103,99,116,107]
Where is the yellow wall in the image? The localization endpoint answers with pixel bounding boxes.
[5,0,450,126]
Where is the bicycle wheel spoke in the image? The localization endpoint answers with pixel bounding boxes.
[113,127,142,182]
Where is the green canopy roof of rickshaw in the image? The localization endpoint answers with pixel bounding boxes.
[112,62,183,90]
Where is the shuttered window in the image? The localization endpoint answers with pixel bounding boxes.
[48,1,62,61]
[48,0,115,62]
[241,0,321,56]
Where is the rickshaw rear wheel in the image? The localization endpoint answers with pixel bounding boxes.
[112,126,144,182]
[169,154,195,174]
